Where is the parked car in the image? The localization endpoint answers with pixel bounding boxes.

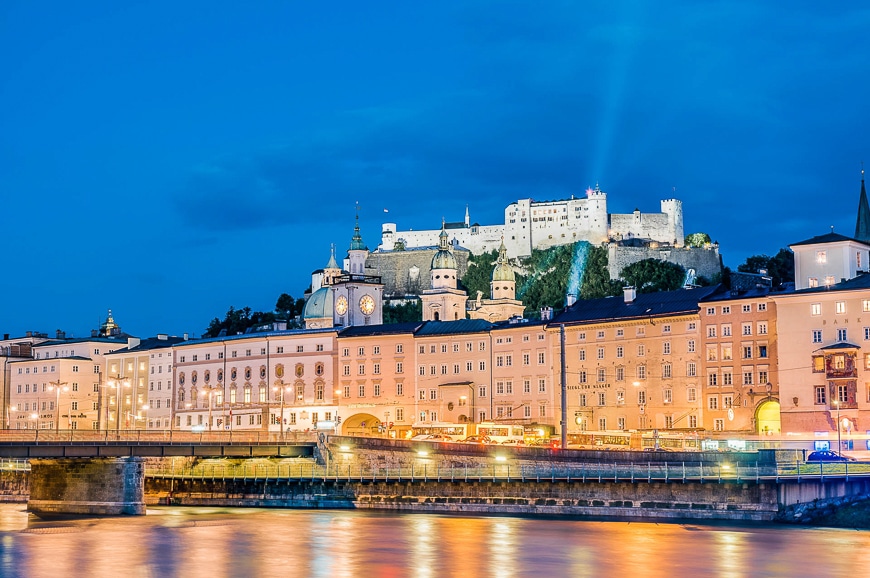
[423,434,453,442]
[806,450,855,462]
[501,439,525,446]
[460,435,492,444]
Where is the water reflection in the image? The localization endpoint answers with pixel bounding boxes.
[1,504,869,577]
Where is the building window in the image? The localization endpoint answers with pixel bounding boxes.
[637,390,646,405]
[616,366,624,381]
[688,340,695,353]
[598,417,606,431]
[743,372,753,385]
[616,346,623,358]
[742,323,752,336]
[663,389,672,404]
[687,387,697,402]
[723,371,733,386]
[714,419,724,431]
[636,366,646,379]
[578,371,587,384]
[812,330,823,343]
[662,324,671,334]
[662,363,672,378]
[708,372,718,387]
[708,396,718,410]
[597,347,605,360]
[838,328,848,342]
[706,307,715,315]
[811,303,821,316]
[817,250,827,264]
[722,325,732,337]
[743,346,752,359]
[597,368,606,382]
[836,301,846,314]
[687,362,696,377]
[663,342,671,355]
[707,325,717,338]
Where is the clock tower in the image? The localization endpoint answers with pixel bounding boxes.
[332,212,383,327]
[302,213,384,329]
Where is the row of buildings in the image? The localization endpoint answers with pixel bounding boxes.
[2,183,870,451]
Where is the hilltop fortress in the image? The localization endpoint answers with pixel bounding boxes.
[379,185,684,258]
[371,186,719,298]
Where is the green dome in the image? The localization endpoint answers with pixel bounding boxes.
[431,228,456,270]
[492,261,515,282]
[302,287,333,319]
[491,241,514,281]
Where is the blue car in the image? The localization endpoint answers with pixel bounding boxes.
[806,450,855,462]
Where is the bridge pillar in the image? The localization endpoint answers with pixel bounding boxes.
[28,457,146,518]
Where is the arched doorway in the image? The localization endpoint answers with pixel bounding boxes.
[341,412,381,436]
[756,399,781,435]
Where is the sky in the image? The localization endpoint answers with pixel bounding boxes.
[2,1,869,340]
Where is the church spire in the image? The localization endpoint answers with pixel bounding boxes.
[855,165,870,242]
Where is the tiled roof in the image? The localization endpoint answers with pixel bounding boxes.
[816,342,861,351]
[339,322,424,338]
[790,232,870,247]
[415,319,493,336]
[550,285,721,326]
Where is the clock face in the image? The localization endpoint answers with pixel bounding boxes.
[335,295,348,315]
[359,294,375,315]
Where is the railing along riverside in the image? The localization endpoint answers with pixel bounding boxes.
[143,459,870,483]
[0,429,318,445]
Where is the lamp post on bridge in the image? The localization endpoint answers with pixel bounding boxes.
[48,379,68,435]
[200,384,219,432]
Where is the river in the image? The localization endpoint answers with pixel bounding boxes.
[0,503,868,577]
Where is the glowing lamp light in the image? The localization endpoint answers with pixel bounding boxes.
[495,456,507,462]
[417,450,429,457]
[339,445,351,452]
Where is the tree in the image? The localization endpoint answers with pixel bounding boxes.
[736,248,794,287]
[461,249,498,299]
[619,259,686,293]
[684,232,712,247]
[383,300,422,323]
[580,245,622,299]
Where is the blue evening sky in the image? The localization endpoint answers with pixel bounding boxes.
[2,2,868,339]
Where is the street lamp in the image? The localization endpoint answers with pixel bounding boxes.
[47,380,68,434]
[335,388,343,434]
[200,385,218,431]
[833,399,842,453]
[273,382,291,439]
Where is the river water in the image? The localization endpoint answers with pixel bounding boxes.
[1,503,868,577]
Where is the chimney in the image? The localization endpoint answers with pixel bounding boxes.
[540,307,553,321]
[127,337,141,349]
[3,334,8,340]
[624,286,637,304]
[26,331,32,338]
[56,329,65,339]
[157,334,168,340]
[183,333,189,341]
[566,294,577,307]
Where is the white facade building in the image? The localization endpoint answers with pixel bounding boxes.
[379,187,684,258]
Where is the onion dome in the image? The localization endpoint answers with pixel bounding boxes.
[491,241,515,282]
[431,226,457,270]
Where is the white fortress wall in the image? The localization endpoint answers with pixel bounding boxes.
[379,191,684,258]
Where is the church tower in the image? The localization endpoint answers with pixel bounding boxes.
[855,168,870,243]
[420,223,468,321]
[468,240,525,322]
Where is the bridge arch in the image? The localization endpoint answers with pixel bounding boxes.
[756,399,781,435]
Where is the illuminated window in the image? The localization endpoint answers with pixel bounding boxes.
[836,301,846,314]
[817,250,827,263]
[811,303,821,316]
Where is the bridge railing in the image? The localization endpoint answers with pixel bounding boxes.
[0,429,318,445]
[143,459,870,482]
